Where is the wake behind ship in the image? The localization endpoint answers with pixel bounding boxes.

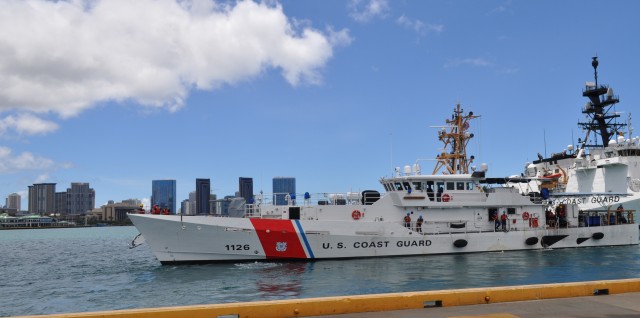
[129,66,639,264]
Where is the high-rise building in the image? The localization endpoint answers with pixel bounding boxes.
[67,182,95,214]
[151,180,177,214]
[180,199,190,215]
[239,177,254,204]
[6,193,20,211]
[188,191,196,216]
[209,194,217,214]
[28,183,56,215]
[55,192,67,214]
[272,177,296,205]
[195,178,210,214]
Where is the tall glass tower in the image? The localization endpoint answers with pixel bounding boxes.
[151,180,177,214]
[195,178,210,214]
[239,177,253,203]
[272,177,296,205]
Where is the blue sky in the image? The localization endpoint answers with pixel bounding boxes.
[1,0,639,210]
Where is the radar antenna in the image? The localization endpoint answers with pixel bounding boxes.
[577,57,626,148]
[432,104,479,175]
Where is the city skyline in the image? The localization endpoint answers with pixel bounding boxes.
[1,1,639,210]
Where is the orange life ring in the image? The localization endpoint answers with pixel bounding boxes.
[522,211,530,221]
[352,210,362,220]
[442,193,451,202]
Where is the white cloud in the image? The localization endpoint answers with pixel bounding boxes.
[34,173,50,183]
[488,0,513,15]
[396,15,443,36]
[444,58,493,68]
[0,0,350,118]
[0,146,55,173]
[349,0,389,23]
[0,114,59,136]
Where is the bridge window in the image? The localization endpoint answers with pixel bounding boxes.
[394,182,403,191]
[402,182,411,190]
[446,182,455,191]
[467,182,474,190]
[456,182,465,190]
[413,182,423,191]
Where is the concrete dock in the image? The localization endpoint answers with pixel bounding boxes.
[13,278,640,318]
[307,292,640,317]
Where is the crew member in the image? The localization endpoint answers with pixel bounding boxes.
[416,215,423,233]
[404,212,412,229]
[501,211,508,231]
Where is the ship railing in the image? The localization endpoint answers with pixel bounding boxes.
[577,209,635,227]
[249,191,381,207]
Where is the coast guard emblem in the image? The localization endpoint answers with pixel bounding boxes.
[276,242,287,252]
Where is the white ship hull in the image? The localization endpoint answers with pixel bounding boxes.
[129,213,638,264]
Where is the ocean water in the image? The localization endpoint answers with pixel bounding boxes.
[1,226,639,317]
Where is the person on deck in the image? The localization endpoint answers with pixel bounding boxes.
[416,215,424,233]
[617,205,628,224]
[501,211,508,231]
[404,213,412,229]
[492,212,500,230]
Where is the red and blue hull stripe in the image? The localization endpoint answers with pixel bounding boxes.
[249,219,314,259]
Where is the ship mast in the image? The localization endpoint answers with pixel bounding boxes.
[432,104,479,175]
[578,57,626,149]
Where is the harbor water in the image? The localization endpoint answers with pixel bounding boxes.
[1,226,639,317]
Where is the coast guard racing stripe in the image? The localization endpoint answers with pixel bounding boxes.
[250,219,307,259]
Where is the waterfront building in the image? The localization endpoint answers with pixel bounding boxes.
[87,200,139,223]
[0,213,54,228]
[195,178,210,214]
[121,198,142,207]
[151,180,177,214]
[6,193,20,211]
[28,183,56,215]
[66,183,95,214]
[239,177,254,204]
[272,177,296,205]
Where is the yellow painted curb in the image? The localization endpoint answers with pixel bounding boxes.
[13,278,640,318]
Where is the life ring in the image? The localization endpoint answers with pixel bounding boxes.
[352,210,362,220]
[442,194,451,202]
[522,211,530,221]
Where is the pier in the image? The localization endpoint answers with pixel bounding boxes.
[12,279,640,318]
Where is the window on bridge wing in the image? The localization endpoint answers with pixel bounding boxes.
[446,182,455,191]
